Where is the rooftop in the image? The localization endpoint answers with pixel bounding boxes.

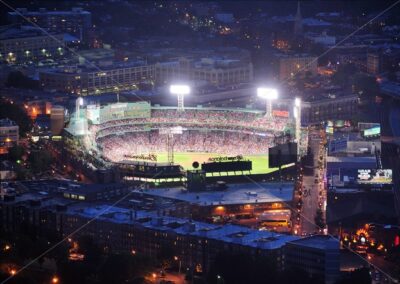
[287,235,339,250]
[41,60,148,75]
[0,118,17,127]
[10,8,91,16]
[135,182,294,206]
[66,202,299,250]
[0,25,62,40]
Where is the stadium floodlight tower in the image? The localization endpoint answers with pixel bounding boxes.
[257,87,278,117]
[170,84,190,111]
[293,97,301,160]
[75,97,84,120]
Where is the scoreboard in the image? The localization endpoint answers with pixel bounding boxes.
[99,102,151,123]
[201,160,252,173]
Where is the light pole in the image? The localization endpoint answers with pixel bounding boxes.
[257,87,278,117]
[294,97,301,160]
[174,256,182,274]
[75,97,84,120]
[170,84,190,111]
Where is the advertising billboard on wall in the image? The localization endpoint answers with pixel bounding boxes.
[357,169,392,185]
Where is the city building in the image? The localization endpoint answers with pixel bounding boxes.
[301,94,358,125]
[284,235,340,284]
[276,53,318,80]
[133,182,294,232]
[305,32,336,46]
[0,118,19,154]
[0,25,65,64]
[367,53,381,75]
[154,57,253,87]
[0,180,302,274]
[8,8,92,41]
[39,60,154,95]
[50,105,65,136]
[377,81,400,223]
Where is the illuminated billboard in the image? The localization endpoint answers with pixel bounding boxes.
[272,110,289,117]
[357,169,392,185]
[363,126,380,137]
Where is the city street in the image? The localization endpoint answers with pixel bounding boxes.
[298,128,327,235]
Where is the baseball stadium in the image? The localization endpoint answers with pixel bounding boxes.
[65,100,296,179]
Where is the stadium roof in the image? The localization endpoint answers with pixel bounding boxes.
[134,182,294,206]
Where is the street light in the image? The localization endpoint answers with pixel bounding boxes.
[170,84,190,111]
[174,256,182,274]
[52,276,59,283]
[257,87,278,117]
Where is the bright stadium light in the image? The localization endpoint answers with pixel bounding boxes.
[257,87,278,100]
[170,84,190,111]
[295,97,301,107]
[78,97,84,106]
[257,87,278,117]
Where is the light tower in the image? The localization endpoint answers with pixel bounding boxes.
[257,87,278,117]
[294,97,301,159]
[159,126,184,164]
[170,85,190,111]
[75,97,83,120]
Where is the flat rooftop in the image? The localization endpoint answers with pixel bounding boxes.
[66,203,299,250]
[287,235,339,250]
[135,182,294,206]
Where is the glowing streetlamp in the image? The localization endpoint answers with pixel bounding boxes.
[170,84,190,111]
[257,87,278,117]
[52,276,59,283]
[174,256,182,274]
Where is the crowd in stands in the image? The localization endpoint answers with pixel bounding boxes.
[85,109,292,162]
[93,109,291,134]
[98,130,274,162]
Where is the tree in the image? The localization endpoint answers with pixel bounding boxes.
[335,267,371,284]
[315,209,326,230]
[0,99,32,137]
[5,71,40,90]
[353,73,380,99]
[28,150,53,173]
[98,254,149,284]
[8,145,25,162]
[207,251,279,284]
[331,64,357,86]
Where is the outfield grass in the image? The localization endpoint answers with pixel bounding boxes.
[155,152,280,175]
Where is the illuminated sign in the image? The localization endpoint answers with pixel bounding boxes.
[272,110,289,117]
[363,126,380,137]
[357,169,392,185]
[124,153,157,162]
[208,155,243,162]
